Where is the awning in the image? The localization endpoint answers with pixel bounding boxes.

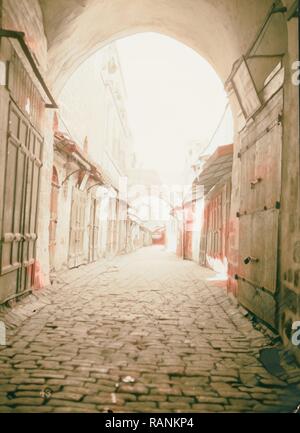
[54,132,104,184]
[194,144,233,194]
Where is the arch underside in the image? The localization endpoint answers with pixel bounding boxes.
[39,0,286,94]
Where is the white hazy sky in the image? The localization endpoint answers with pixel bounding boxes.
[116,33,233,183]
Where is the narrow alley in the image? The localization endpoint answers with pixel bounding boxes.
[0,246,299,413]
[0,0,299,416]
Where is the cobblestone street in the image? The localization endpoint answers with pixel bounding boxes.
[0,246,299,413]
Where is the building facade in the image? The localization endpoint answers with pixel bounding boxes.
[48,44,150,275]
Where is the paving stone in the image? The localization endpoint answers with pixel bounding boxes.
[0,406,17,413]
[125,401,157,409]
[114,393,137,402]
[0,384,17,392]
[50,392,83,402]
[12,406,54,413]
[46,378,82,387]
[0,247,299,413]
[138,394,167,402]
[2,397,44,406]
[83,394,122,405]
[30,372,66,380]
[45,399,97,410]
[149,385,182,396]
[159,402,190,410]
[10,377,45,385]
[191,403,224,412]
[196,396,227,404]
[168,396,195,403]
[118,383,149,395]
[52,406,96,413]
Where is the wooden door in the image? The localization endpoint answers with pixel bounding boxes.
[0,101,42,302]
[201,190,224,264]
[237,90,283,328]
[68,187,87,268]
[88,198,99,263]
[49,167,59,271]
[199,206,209,265]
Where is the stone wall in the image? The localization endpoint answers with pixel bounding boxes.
[35,112,53,286]
[0,0,52,289]
[278,3,300,360]
[51,153,76,271]
[1,0,47,71]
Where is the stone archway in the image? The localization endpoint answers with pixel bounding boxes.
[37,0,286,94]
[1,0,298,352]
[37,1,296,339]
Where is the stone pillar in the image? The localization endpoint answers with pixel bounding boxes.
[35,112,54,287]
